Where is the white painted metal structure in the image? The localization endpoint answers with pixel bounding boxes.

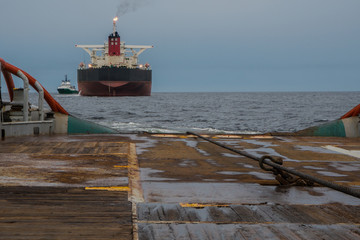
[16,70,29,121]
[0,68,50,137]
[12,70,44,121]
[75,43,153,69]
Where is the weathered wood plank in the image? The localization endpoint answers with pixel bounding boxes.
[0,187,132,239]
[137,203,360,224]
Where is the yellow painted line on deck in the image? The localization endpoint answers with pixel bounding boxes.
[180,203,230,208]
[85,186,130,191]
[114,165,129,168]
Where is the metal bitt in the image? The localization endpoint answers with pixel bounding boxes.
[187,131,360,199]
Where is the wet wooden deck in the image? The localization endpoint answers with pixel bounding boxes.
[0,134,359,239]
[0,187,131,240]
[0,135,134,240]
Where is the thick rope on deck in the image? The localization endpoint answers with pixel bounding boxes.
[187,131,360,199]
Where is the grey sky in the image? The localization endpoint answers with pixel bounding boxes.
[1,0,359,92]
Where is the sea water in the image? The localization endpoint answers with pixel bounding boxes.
[50,92,359,134]
[3,91,358,134]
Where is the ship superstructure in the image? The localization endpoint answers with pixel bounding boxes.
[75,18,153,96]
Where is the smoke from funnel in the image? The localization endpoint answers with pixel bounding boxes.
[116,0,148,17]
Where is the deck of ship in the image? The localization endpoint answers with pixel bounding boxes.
[0,133,359,239]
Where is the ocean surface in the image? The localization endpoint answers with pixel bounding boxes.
[6,92,360,134]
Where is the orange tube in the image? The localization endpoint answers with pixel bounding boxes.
[1,68,15,101]
[341,104,360,119]
[0,58,68,115]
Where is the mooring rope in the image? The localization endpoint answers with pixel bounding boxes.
[187,131,360,199]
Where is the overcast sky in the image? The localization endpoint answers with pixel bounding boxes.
[1,0,360,92]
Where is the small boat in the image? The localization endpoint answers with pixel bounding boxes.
[57,75,79,94]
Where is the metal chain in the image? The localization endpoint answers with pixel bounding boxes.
[187,131,360,199]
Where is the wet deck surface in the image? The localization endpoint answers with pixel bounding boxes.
[0,187,131,239]
[0,135,134,239]
[0,134,359,239]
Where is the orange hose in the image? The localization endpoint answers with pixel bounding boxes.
[0,58,68,115]
[341,104,360,119]
[1,68,15,101]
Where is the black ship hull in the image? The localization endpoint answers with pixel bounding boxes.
[77,67,152,96]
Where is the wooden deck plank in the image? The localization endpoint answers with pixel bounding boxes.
[1,133,360,239]
[0,187,132,239]
[0,137,133,239]
[137,203,360,224]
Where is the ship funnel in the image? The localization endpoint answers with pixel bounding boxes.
[109,17,121,56]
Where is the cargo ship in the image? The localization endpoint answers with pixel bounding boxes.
[75,17,153,96]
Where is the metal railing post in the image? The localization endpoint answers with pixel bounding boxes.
[34,81,44,121]
[16,71,29,122]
